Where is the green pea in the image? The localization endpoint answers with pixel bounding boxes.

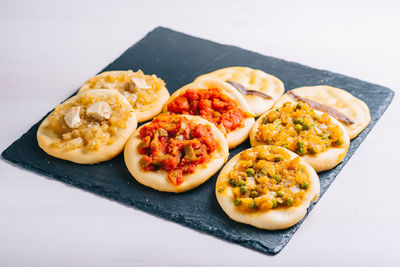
[246,168,255,177]
[234,198,242,206]
[294,118,303,125]
[295,124,303,132]
[334,138,343,146]
[229,179,236,186]
[274,156,282,162]
[272,174,281,183]
[240,186,248,194]
[272,198,278,208]
[296,103,302,110]
[286,197,294,206]
[312,115,320,121]
[262,116,270,124]
[303,123,310,130]
[297,141,304,148]
[248,201,257,209]
[321,133,329,140]
[238,180,246,187]
[250,191,259,198]
[296,147,304,155]
[301,182,309,190]
[277,190,284,197]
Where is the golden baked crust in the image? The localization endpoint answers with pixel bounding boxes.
[37,89,137,164]
[124,115,229,193]
[274,86,371,139]
[249,102,350,172]
[216,146,320,230]
[195,66,285,117]
[163,77,255,149]
[78,70,170,123]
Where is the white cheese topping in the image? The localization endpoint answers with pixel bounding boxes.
[131,77,151,90]
[86,101,112,121]
[64,106,81,128]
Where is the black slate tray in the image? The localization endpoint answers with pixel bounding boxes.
[2,27,394,255]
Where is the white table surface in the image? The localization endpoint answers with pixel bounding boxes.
[1,0,399,266]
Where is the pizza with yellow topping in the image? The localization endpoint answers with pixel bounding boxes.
[250,101,350,172]
[216,145,320,230]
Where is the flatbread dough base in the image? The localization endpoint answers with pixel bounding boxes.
[249,108,350,172]
[78,70,170,123]
[135,86,170,122]
[216,146,320,230]
[124,115,229,193]
[274,86,371,139]
[37,90,137,164]
[195,66,285,117]
[163,78,255,149]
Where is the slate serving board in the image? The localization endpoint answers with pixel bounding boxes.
[2,27,394,255]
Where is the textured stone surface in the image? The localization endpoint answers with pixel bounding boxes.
[1,27,394,255]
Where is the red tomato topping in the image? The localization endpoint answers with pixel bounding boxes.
[138,115,218,186]
[167,88,247,133]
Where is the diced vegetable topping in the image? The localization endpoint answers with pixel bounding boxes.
[167,88,249,134]
[226,146,310,212]
[256,102,345,156]
[138,115,218,186]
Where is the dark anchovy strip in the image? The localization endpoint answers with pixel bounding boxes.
[287,90,355,125]
[226,80,273,100]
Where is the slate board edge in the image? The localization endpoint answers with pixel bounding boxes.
[1,26,395,256]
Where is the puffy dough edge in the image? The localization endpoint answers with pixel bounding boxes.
[249,105,350,172]
[275,86,371,139]
[78,70,171,123]
[135,86,170,122]
[194,66,285,117]
[37,89,137,164]
[162,78,255,149]
[124,115,229,193]
[216,146,320,230]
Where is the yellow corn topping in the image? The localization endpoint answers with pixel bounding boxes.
[45,94,132,151]
[255,102,344,155]
[223,146,310,212]
[85,70,165,111]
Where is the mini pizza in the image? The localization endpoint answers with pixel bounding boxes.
[273,86,371,139]
[194,66,285,117]
[216,145,320,230]
[163,78,255,149]
[78,70,170,123]
[250,101,350,172]
[124,114,229,193]
[37,89,137,164]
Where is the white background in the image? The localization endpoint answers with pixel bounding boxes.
[1,0,400,266]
